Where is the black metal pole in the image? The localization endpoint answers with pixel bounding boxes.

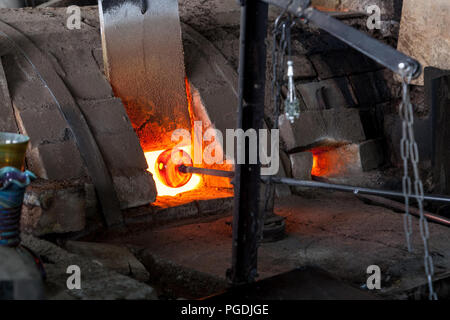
[228,0,269,285]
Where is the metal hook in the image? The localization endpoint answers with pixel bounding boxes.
[398,61,414,84]
[141,0,147,14]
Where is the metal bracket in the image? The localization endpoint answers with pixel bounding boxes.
[262,0,421,79]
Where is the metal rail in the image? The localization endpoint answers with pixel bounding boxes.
[177,165,450,227]
[278,177,450,227]
[178,165,235,178]
[178,165,450,205]
[269,177,450,204]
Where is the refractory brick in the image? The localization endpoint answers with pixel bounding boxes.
[279,109,366,152]
[290,152,314,180]
[29,141,87,180]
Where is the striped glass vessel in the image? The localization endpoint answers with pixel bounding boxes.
[0,132,35,246]
[0,167,35,246]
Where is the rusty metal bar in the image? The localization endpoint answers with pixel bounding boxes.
[357,194,450,228]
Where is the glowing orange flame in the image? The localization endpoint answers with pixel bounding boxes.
[311,152,329,177]
[145,147,201,197]
[310,144,360,178]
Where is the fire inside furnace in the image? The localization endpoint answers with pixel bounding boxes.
[145,147,201,196]
[311,152,325,177]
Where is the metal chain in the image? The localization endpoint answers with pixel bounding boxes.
[263,13,291,212]
[283,18,300,124]
[271,0,298,128]
[399,63,437,300]
[272,20,289,130]
[266,7,437,300]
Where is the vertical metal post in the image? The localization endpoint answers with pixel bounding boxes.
[428,67,450,196]
[228,0,269,285]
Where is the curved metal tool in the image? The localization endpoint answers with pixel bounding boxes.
[99,0,191,151]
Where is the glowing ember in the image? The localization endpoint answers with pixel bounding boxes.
[310,144,361,177]
[145,147,201,196]
[311,152,326,176]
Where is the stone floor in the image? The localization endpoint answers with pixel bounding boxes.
[88,190,450,299]
[20,234,158,300]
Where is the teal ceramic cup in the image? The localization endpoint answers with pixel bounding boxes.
[0,132,30,170]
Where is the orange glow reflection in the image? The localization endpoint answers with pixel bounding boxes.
[145,147,201,196]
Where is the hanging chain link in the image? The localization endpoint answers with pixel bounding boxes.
[399,63,437,300]
[272,18,289,130]
[263,11,293,213]
[283,17,300,124]
[272,2,299,126]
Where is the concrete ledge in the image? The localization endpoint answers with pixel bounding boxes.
[279,109,366,153]
[21,179,88,236]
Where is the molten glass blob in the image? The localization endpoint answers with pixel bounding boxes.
[155,148,193,188]
[145,148,201,196]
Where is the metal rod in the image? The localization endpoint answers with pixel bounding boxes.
[268,177,450,204]
[304,9,420,78]
[261,0,421,78]
[179,165,450,226]
[416,214,450,227]
[272,177,450,227]
[178,165,235,178]
[178,165,450,205]
[357,195,450,227]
